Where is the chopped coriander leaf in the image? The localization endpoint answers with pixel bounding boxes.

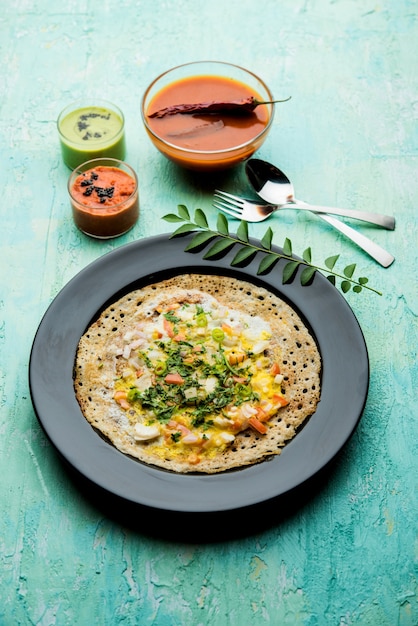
[139,386,177,420]
[178,340,194,348]
[138,351,152,368]
[191,414,206,427]
[164,311,181,323]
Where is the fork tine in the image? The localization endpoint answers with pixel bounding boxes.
[214,189,245,206]
[213,190,245,217]
[212,199,243,218]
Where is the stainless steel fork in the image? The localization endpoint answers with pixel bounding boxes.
[213,190,395,267]
[213,189,395,229]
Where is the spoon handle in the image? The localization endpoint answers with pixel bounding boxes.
[317,214,394,267]
[283,201,395,230]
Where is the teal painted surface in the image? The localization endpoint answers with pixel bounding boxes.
[1,1,417,624]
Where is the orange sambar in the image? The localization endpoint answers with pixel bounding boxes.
[146,75,270,152]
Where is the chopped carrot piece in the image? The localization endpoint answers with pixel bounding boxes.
[229,352,246,365]
[165,373,185,385]
[256,406,269,422]
[114,390,130,410]
[163,317,175,337]
[232,375,247,384]
[270,362,281,376]
[273,394,289,407]
[248,417,268,434]
[231,419,245,431]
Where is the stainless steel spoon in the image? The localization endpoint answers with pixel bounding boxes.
[245,158,395,267]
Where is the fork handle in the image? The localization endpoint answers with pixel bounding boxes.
[282,201,395,230]
[317,214,394,267]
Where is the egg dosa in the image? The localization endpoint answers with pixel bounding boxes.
[73,274,321,473]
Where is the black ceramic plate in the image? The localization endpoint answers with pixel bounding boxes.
[29,234,369,513]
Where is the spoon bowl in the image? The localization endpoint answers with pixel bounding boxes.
[246,159,295,205]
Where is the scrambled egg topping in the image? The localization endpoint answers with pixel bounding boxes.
[112,294,288,465]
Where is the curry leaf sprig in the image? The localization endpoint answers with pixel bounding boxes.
[163,205,381,296]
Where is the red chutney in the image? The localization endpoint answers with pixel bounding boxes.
[146,75,270,152]
[70,165,139,238]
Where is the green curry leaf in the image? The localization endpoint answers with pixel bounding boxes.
[169,223,197,237]
[203,239,236,259]
[236,220,249,243]
[231,247,257,266]
[261,227,273,250]
[177,204,190,220]
[300,265,317,286]
[303,248,312,264]
[184,231,217,251]
[257,253,279,275]
[283,237,292,256]
[282,261,299,284]
[217,213,229,235]
[194,208,209,228]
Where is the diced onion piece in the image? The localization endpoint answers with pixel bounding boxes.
[133,423,160,441]
[184,387,198,400]
[252,340,269,355]
[182,433,199,444]
[274,374,284,385]
[213,416,232,428]
[181,310,194,322]
[219,432,235,443]
[202,376,217,394]
[134,373,153,390]
[129,338,145,351]
[129,357,142,370]
[241,404,258,418]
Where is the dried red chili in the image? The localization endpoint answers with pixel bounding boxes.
[148,96,291,119]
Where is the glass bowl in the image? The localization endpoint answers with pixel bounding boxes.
[68,158,139,238]
[141,61,275,172]
[58,99,126,170]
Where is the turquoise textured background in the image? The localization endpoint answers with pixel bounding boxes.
[1,1,417,625]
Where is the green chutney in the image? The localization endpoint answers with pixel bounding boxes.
[58,104,126,169]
